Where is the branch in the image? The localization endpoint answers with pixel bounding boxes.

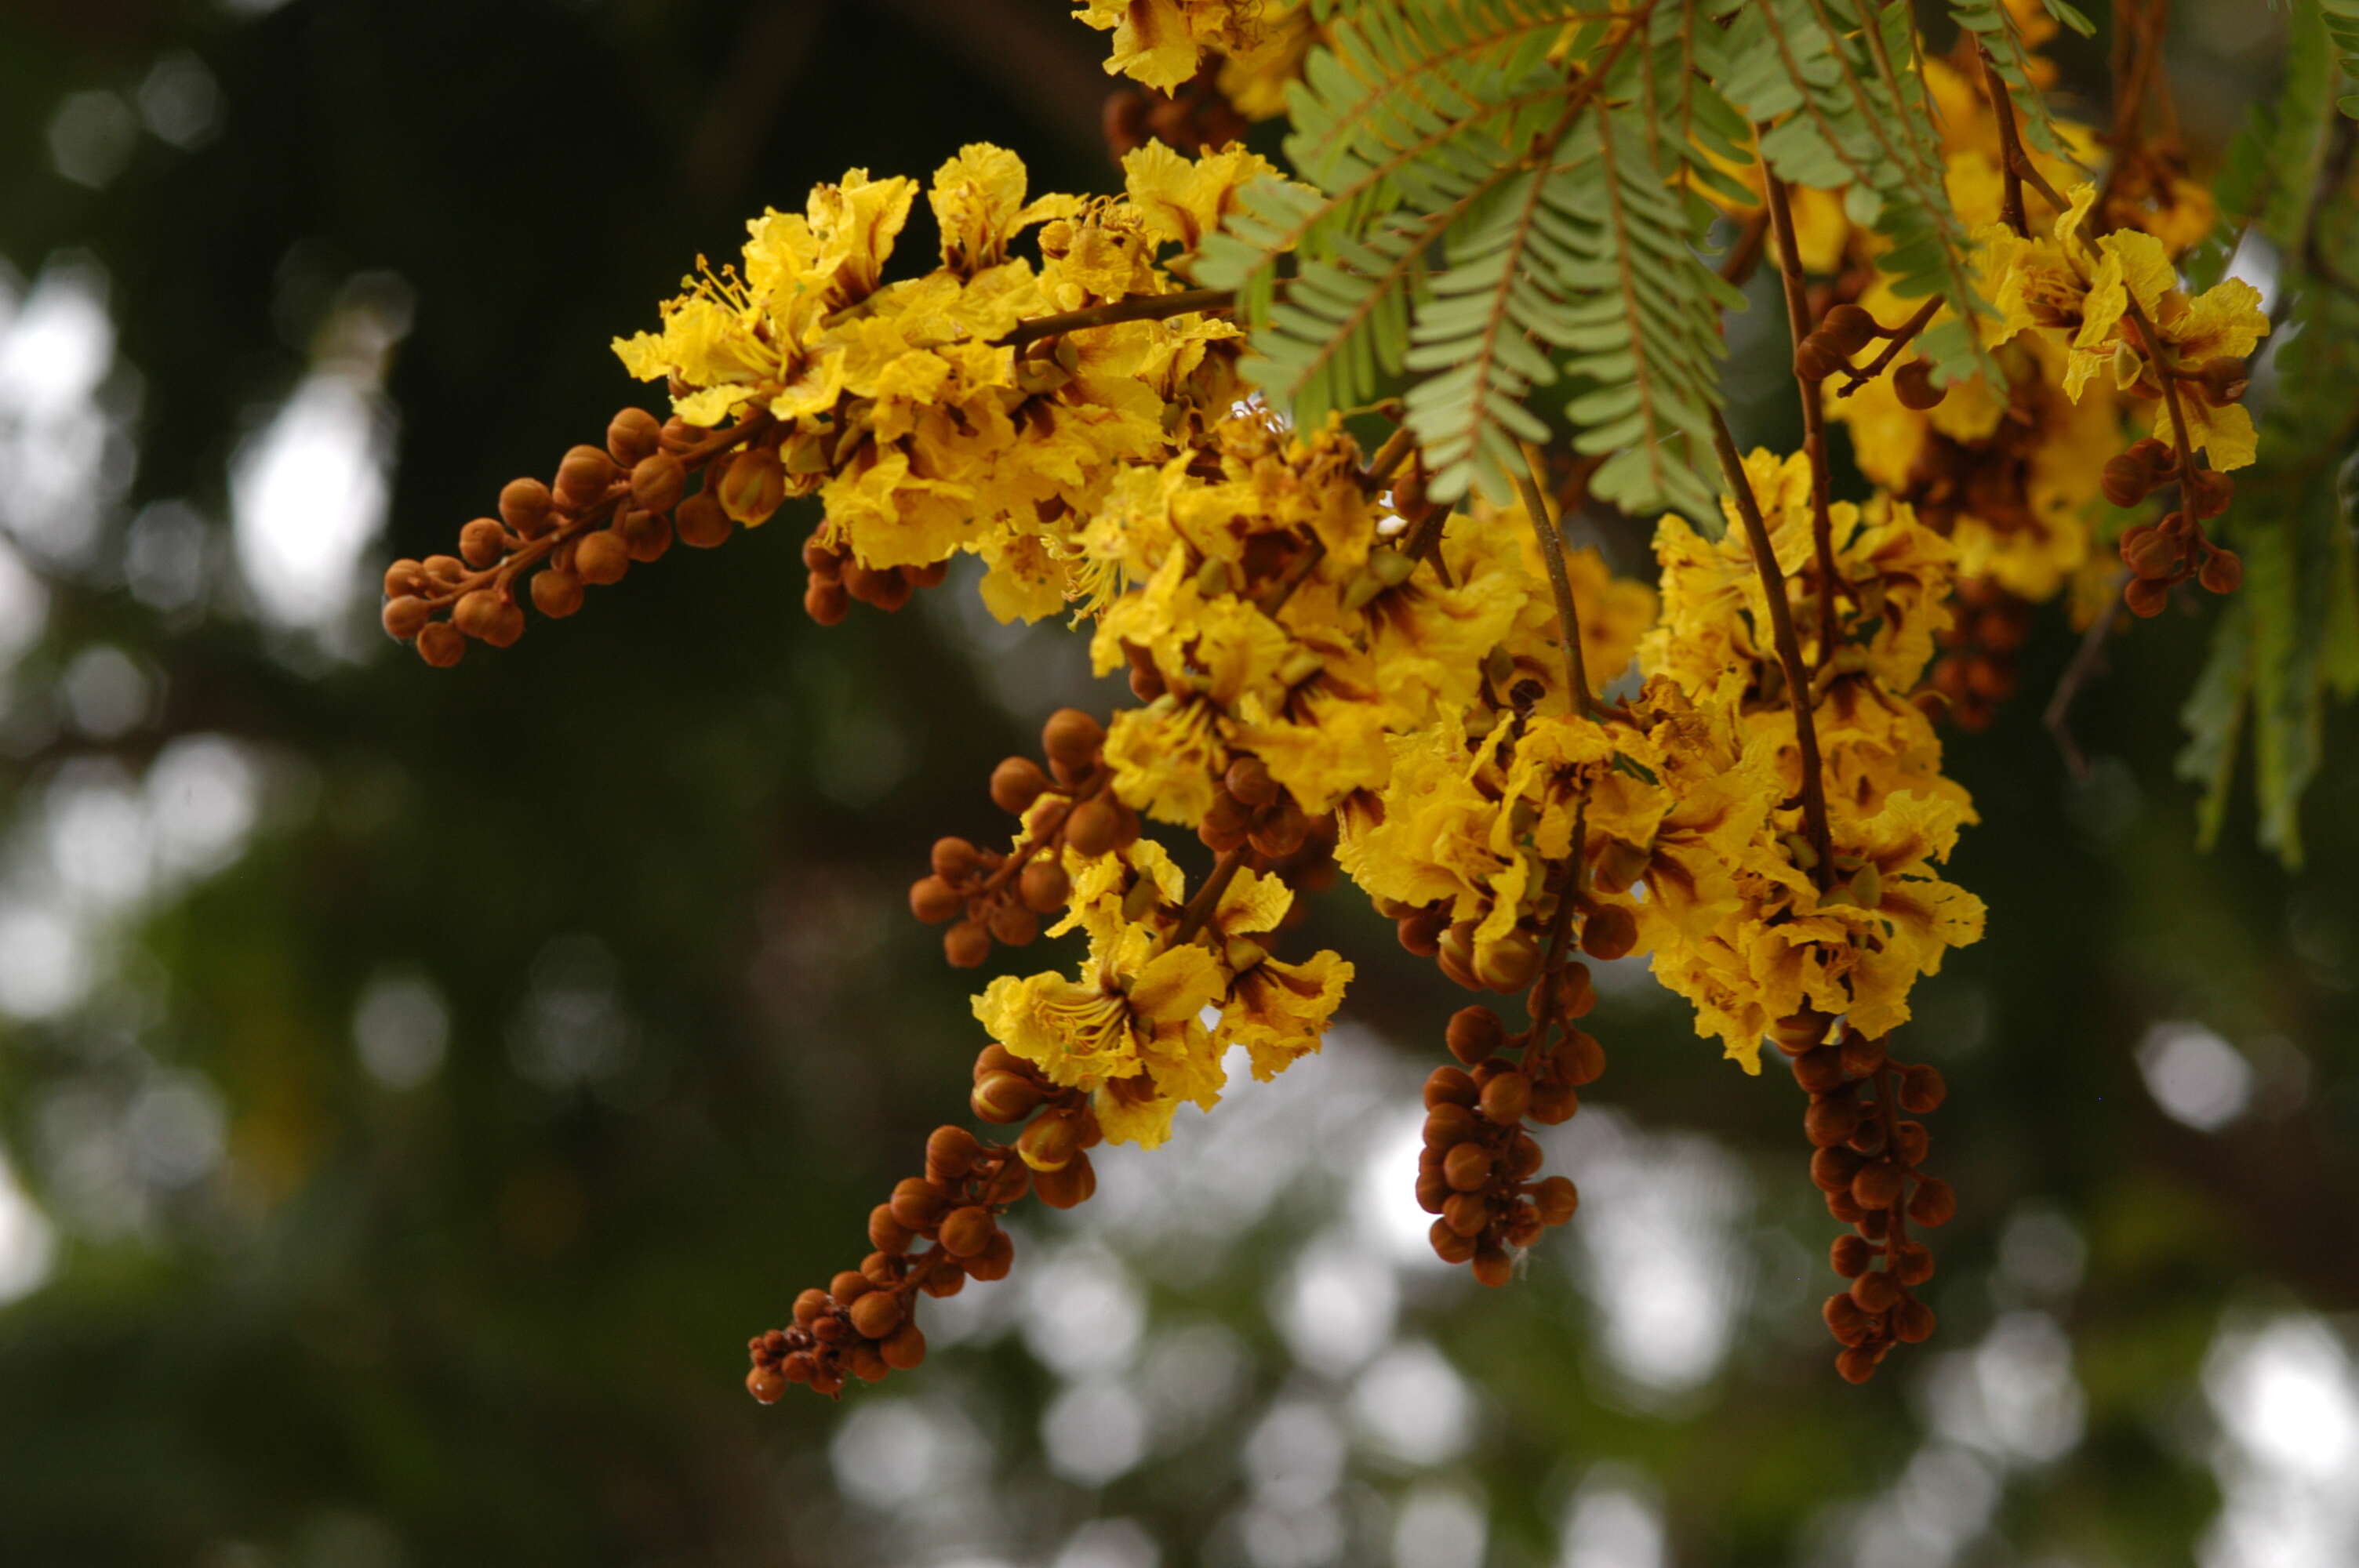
[999,288,1236,350]
[1517,441,1591,715]
[1763,169,1845,673]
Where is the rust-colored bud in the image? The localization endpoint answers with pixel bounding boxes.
[618,509,672,563]
[1223,755,1278,808]
[1906,1176,1956,1226]
[1793,1047,1846,1095]
[383,559,427,599]
[1892,1297,1936,1344]
[1794,336,1845,383]
[1892,1243,1935,1287]
[829,1269,871,1304]
[846,1343,890,1384]
[919,1268,966,1300]
[1809,1145,1864,1192]
[2199,546,2243,594]
[1018,1112,1079,1173]
[530,569,583,619]
[2124,575,2172,617]
[1830,1234,1871,1279]
[575,529,630,586]
[1423,1065,1478,1109]
[982,758,1049,821]
[719,445,785,526]
[849,1290,904,1341]
[675,491,730,548]
[986,901,1038,947]
[938,1206,997,1259]
[1429,1218,1478,1264]
[1442,1191,1492,1240]
[1445,1006,1504,1065]
[1018,858,1071,914]
[1579,904,1637,962]
[2101,453,2154,508]
[453,589,503,641]
[1443,1142,1493,1192]
[909,876,965,924]
[925,1127,983,1184]
[1397,907,1446,957]
[1835,1345,1882,1383]
[972,1070,1043,1123]
[1805,1095,1862,1148]
[1416,1171,1451,1214]
[630,452,686,514]
[1526,1082,1578,1124]
[943,920,992,968]
[554,445,616,510]
[2194,356,2250,405]
[932,837,981,879]
[1852,1161,1904,1210]
[1479,1069,1532,1126]
[1532,1174,1579,1226]
[416,621,465,667]
[880,1322,928,1370]
[1822,1292,1872,1341]
[1560,1028,1607,1087]
[2186,466,2234,520]
[1423,1102,1479,1149]
[966,1229,1016,1281]
[890,1178,947,1231]
[801,577,849,625]
[1471,1246,1514,1287]
[1475,930,1539,993]
[747,1363,787,1403]
[500,477,554,535]
[1770,1011,1834,1054]
[1893,358,1944,410]
[793,1289,829,1328]
[1839,1032,1886,1078]
[1063,796,1119,858]
[869,1205,913,1255]
[1898,1063,1946,1114]
[459,517,508,568]
[1041,708,1106,771]
[607,408,663,467]
[973,1044,1030,1083]
[381,596,431,641]
[1819,303,1881,356]
[1035,1150,1096,1210]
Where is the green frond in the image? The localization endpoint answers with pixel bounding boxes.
[1947,0,2084,166]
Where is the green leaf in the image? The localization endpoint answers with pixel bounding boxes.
[2176,597,2252,853]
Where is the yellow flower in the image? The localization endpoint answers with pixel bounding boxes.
[928,143,1083,276]
[1104,696,1229,826]
[1121,141,1288,259]
[1074,0,1267,93]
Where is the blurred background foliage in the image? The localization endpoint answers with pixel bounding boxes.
[0,2,2355,1565]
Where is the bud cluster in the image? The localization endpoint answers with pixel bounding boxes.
[747,1050,1101,1403]
[908,709,1144,968]
[1792,303,1945,409]
[2106,437,2241,615]
[801,535,948,626]
[1928,577,2033,731]
[382,407,761,666]
[1776,1011,1951,1383]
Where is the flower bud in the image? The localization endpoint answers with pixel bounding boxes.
[554,445,616,511]
[880,1322,927,1371]
[1035,1150,1096,1209]
[575,530,630,586]
[1224,756,1278,808]
[943,920,991,968]
[1579,904,1637,962]
[1423,1065,1478,1109]
[932,837,981,879]
[1892,1243,1935,1287]
[1018,1112,1079,1173]
[1559,1028,1606,1086]
[1397,907,1446,957]
[2101,452,2154,508]
[1525,1082,1578,1123]
[909,876,965,924]
[1444,1142,1493,1192]
[719,445,785,525]
[804,578,850,625]
[1792,1047,1845,1095]
[986,901,1038,946]
[500,477,554,535]
[2199,546,2243,594]
[965,1229,1016,1281]
[630,452,686,515]
[1794,336,1845,383]
[1479,1069,1531,1125]
[1064,796,1119,858]
[2123,575,2172,617]
[1830,1234,1871,1278]
[607,408,663,467]
[1906,1176,1956,1226]
[972,1070,1043,1123]
[1532,1174,1579,1225]
[531,569,585,619]
[2194,357,2250,405]
[1475,931,1539,993]
[1018,858,1070,915]
[1819,303,1881,356]
[937,1206,997,1259]
[1805,1094,1862,1147]
[1445,1005,1503,1065]
[1429,1218,1478,1264]
[1851,1161,1904,1210]
[1835,1345,1883,1383]
[746,1363,787,1403]
[1893,358,1944,410]
[829,1269,871,1304]
[381,596,431,641]
[460,517,508,568]
[416,622,465,667]
[1041,708,1106,771]
[1442,1191,1492,1239]
[1897,1063,1946,1114]
[1471,1246,1514,1287]
[1423,1102,1478,1149]
[849,1289,904,1340]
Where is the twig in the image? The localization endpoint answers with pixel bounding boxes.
[1763,169,1845,673]
[1000,288,1236,350]
[1712,412,1833,883]
[1517,441,1591,714]
[1832,297,1942,397]
[2042,581,2125,780]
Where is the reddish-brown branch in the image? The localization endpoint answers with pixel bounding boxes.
[1762,170,1844,673]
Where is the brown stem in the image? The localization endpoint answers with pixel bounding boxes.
[1978,47,2032,238]
[1518,442,1591,715]
[1711,413,1834,884]
[1721,209,1771,290]
[1170,847,1251,946]
[1762,170,1845,673]
[999,287,1236,350]
[1833,297,1943,397]
[2042,569,2125,779]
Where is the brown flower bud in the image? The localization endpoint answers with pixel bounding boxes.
[416,621,465,667]
[1793,1047,1846,1095]
[943,920,991,968]
[932,838,981,879]
[847,1343,890,1384]
[1906,1176,1956,1226]
[1839,1032,1886,1077]
[500,477,554,535]
[1225,756,1278,808]
[1830,1234,1872,1278]
[1559,1028,1607,1087]
[869,1204,913,1255]
[1805,1095,1862,1148]
[793,1289,829,1327]
[1897,1063,1945,1114]
[607,408,662,467]
[1064,796,1119,858]
[1892,1243,1935,1287]
[383,558,427,599]
[1503,1132,1543,1180]
[986,901,1038,947]
[1852,1161,1904,1210]
[849,1290,904,1341]
[1810,1145,1864,1192]
[2186,467,2234,521]
[1526,1082,1578,1124]
[919,1267,966,1300]
[1794,336,1845,383]
[554,445,616,511]
[1770,1011,1833,1054]
[1423,1102,1479,1149]
[1892,1296,1936,1344]
[1445,1006,1504,1066]
[1423,1065,1478,1109]
[966,1228,1016,1281]
[458,517,507,568]
[381,596,431,641]
[2123,575,2172,618]
[1822,1292,1872,1342]
[1035,1150,1096,1210]
[1444,1142,1493,1192]
[530,569,584,619]
[1019,858,1071,914]
[830,1269,871,1304]
[453,589,503,641]
[576,529,630,586]
[890,1178,947,1232]
[1532,1174,1579,1225]
[1819,303,1881,356]
[675,491,730,548]
[1429,1218,1478,1264]
[1835,1345,1883,1383]
[1826,1188,1866,1225]
[747,1363,787,1403]
[2101,453,2155,508]
[1472,1246,1514,1287]
[938,1206,997,1259]
[719,445,785,525]
[1018,1112,1079,1174]
[1894,358,1944,410]
[880,1322,928,1370]
[1396,906,1446,957]
[1579,904,1637,962]
[1041,708,1106,772]
[2199,546,2243,594]
[1479,1069,1532,1126]
[628,452,685,514]
[972,1070,1043,1123]
[804,578,850,625]
[909,876,965,924]
[925,1127,983,1185]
